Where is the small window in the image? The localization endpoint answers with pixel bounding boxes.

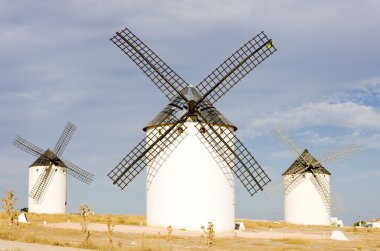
[177,127,184,135]
[199,126,206,134]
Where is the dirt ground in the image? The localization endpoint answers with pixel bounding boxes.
[45,221,323,239]
[0,239,97,251]
[1,214,380,250]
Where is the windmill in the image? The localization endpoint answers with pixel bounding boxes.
[108,27,276,231]
[268,127,360,225]
[13,122,94,214]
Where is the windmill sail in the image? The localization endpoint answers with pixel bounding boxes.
[111,27,188,101]
[196,32,276,104]
[108,26,276,198]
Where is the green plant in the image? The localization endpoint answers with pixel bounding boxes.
[353,221,366,227]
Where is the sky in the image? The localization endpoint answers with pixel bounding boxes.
[1,0,379,225]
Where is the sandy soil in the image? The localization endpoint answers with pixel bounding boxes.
[0,239,97,251]
[44,222,325,240]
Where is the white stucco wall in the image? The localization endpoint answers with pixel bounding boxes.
[146,122,235,231]
[28,165,67,214]
[284,172,330,225]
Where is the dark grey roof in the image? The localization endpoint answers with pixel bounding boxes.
[143,86,236,131]
[282,149,331,176]
[29,149,67,168]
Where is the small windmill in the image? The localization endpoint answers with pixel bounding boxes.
[268,127,360,225]
[108,27,276,231]
[13,122,94,214]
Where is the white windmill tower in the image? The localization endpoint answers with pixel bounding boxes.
[108,27,277,231]
[13,122,94,214]
[268,127,360,225]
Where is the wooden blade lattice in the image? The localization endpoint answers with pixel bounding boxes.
[196,31,276,104]
[195,126,235,190]
[317,143,360,166]
[13,136,45,158]
[111,27,188,101]
[108,110,189,189]
[62,159,94,184]
[54,122,77,157]
[284,174,306,195]
[272,127,303,158]
[29,165,57,204]
[195,116,270,196]
[309,171,331,216]
[146,125,188,191]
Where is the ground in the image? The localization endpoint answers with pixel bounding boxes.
[1,213,380,250]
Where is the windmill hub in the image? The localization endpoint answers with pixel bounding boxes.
[187,100,198,116]
[143,85,237,131]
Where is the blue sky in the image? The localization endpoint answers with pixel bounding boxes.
[1,0,379,225]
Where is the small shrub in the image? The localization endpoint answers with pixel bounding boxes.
[1,191,18,230]
[79,205,92,245]
[167,225,172,243]
[106,215,115,250]
[353,221,366,227]
[201,222,216,250]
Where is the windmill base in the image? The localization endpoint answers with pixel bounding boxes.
[28,165,67,214]
[146,122,235,232]
[284,173,330,226]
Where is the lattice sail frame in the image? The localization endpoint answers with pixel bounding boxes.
[196,32,276,104]
[309,172,331,217]
[195,127,235,190]
[194,117,270,196]
[54,122,77,157]
[108,27,276,194]
[146,125,189,191]
[13,135,45,158]
[108,112,189,189]
[111,27,188,101]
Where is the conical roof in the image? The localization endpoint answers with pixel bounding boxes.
[29,149,67,168]
[144,86,236,131]
[282,149,331,176]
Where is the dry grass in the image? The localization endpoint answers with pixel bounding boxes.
[7,212,146,226]
[1,213,380,250]
[238,218,336,231]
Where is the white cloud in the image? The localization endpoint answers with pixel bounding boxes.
[325,78,380,106]
[246,101,380,134]
[297,130,337,145]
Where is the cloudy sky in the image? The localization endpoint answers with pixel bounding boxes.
[1,0,379,225]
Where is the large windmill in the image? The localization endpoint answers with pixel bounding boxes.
[13,122,94,214]
[269,127,360,225]
[108,27,276,231]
